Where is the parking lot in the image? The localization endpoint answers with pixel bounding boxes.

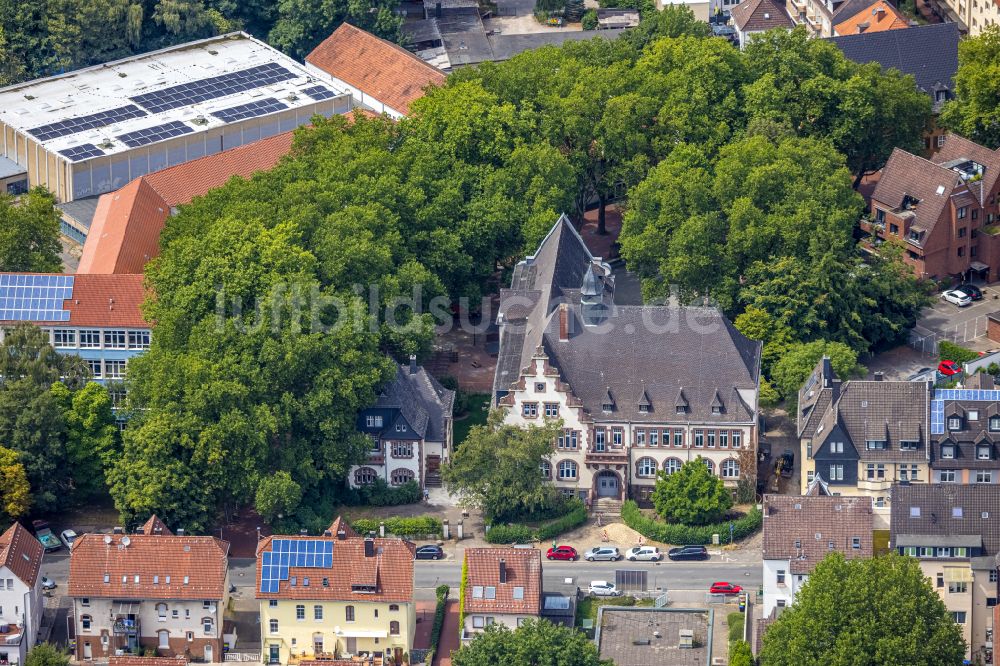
[910,283,1000,354]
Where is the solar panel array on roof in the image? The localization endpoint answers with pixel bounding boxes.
[129,63,298,114]
[301,85,337,101]
[27,105,148,142]
[0,274,74,322]
[260,539,334,593]
[116,121,193,148]
[211,98,288,123]
[58,144,106,162]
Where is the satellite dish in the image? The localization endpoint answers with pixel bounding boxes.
[121,536,131,547]
[103,535,113,545]
[208,605,217,614]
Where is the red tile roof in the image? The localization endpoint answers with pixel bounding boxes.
[255,524,414,603]
[762,495,874,575]
[731,0,794,32]
[306,24,445,116]
[327,517,358,539]
[139,515,173,536]
[0,273,147,328]
[463,548,542,615]
[78,131,295,275]
[834,0,908,34]
[0,522,44,587]
[68,531,229,600]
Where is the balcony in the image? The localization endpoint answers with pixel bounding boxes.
[0,624,22,647]
[585,449,628,464]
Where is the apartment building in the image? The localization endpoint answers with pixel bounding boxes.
[493,216,761,508]
[891,484,999,664]
[931,0,1000,33]
[352,357,455,490]
[930,372,1000,485]
[461,548,542,643]
[0,524,45,666]
[257,518,415,665]
[68,517,230,662]
[866,134,1000,281]
[761,495,873,618]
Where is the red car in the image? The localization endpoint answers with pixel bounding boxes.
[709,582,743,595]
[938,360,962,376]
[546,545,579,561]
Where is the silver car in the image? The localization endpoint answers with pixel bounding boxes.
[585,546,621,562]
[626,546,662,561]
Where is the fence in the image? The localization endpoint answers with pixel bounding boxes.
[909,315,990,354]
[224,652,260,662]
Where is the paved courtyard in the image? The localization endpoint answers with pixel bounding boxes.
[911,282,1000,354]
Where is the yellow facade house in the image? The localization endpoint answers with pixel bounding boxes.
[256,518,416,666]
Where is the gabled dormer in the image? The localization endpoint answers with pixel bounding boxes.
[939,437,956,461]
[637,387,652,415]
[864,420,889,451]
[675,388,688,415]
[602,388,615,414]
[710,390,724,416]
[945,403,964,432]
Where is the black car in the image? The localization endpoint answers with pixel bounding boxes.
[415,544,444,560]
[668,545,709,561]
[957,284,983,300]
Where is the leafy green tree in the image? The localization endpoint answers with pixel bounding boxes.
[733,305,793,375]
[581,9,597,29]
[651,457,732,525]
[0,445,31,521]
[940,25,1000,149]
[760,553,966,666]
[0,188,63,273]
[770,340,865,403]
[452,619,613,666]
[730,640,753,666]
[52,382,119,503]
[255,471,303,524]
[24,644,69,666]
[269,0,404,59]
[625,4,711,47]
[442,411,562,522]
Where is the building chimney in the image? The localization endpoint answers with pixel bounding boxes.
[176,528,185,536]
[499,558,507,584]
[364,537,375,557]
[558,303,569,341]
[337,528,347,540]
[435,1,442,17]
[874,371,884,381]
[409,354,417,375]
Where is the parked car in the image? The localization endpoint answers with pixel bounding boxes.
[60,529,78,549]
[709,581,743,595]
[585,546,622,562]
[31,520,61,552]
[942,290,972,307]
[414,545,444,560]
[546,545,579,561]
[907,367,933,381]
[957,284,983,301]
[780,448,795,478]
[938,360,962,376]
[40,577,56,590]
[668,545,709,561]
[626,546,662,561]
[589,580,622,597]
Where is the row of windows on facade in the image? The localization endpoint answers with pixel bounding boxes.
[368,440,415,458]
[85,358,128,380]
[941,442,995,461]
[471,616,531,629]
[814,465,996,484]
[79,614,213,634]
[521,401,724,418]
[542,456,739,480]
[365,415,408,433]
[948,412,1000,436]
[552,427,743,450]
[267,607,401,632]
[49,329,150,349]
[354,467,414,486]
[811,440,920,456]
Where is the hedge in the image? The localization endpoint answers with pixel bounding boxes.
[939,340,978,365]
[621,500,762,545]
[351,516,442,538]
[485,499,588,544]
[425,585,450,665]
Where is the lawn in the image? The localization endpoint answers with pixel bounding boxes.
[453,393,490,450]
[576,596,655,628]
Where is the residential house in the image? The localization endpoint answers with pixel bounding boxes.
[797,358,930,526]
[594,607,715,665]
[305,24,446,119]
[829,23,960,155]
[731,0,795,47]
[352,356,455,490]
[461,548,542,642]
[257,518,415,665]
[930,372,1000,485]
[0,273,148,389]
[493,216,761,509]
[0,523,44,666]
[832,0,908,34]
[77,131,295,273]
[68,518,230,662]
[0,32,351,203]
[865,134,1000,281]
[784,0,881,36]
[891,483,1000,664]
[761,495,874,618]
[928,0,999,34]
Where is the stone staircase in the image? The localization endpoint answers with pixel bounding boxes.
[593,497,623,517]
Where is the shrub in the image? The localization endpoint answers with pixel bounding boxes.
[651,459,732,525]
[727,612,745,644]
[989,362,1000,376]
[536,500,588,540]
[485,523,535,544]
[939,340,978,365]
[485,499,587,543]
[458,556,468,628]
[351,516,442,538]
[621,500,762,545]
[729,640,753,666]
[581,8,598,28]
[425,585,449,665]
[355,479,422,506]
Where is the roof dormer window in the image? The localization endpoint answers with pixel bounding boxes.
[941,444,955,459]
[948,417,961,431]
[990,416,1000,432]
[977,444,991,460]
[638,404,649,413]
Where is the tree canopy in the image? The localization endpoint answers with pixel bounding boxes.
[651,457,732,525]
[452,619,613,666]
[0,188,63,273]
[771,340,866,404]
[24,644,69,666]
[760,553,966,666]
[941,25,1000,149]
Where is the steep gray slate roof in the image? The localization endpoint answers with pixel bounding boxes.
[829,23,959,112]
[375,363,455,441]
[540,304,760,423]
[762,495,873,574]
[827,380,930,462]
[891,484,1000,560]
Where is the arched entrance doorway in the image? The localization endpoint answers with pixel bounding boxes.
[595,469,620,498]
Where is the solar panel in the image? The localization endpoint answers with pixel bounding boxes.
[116,121,193,148]
[130,63,298,114]
[27,105,148,141]
[301,85,337,101]
[0,274,75,322]
[58,144,106,162]
[259,539,334,593]
[211,98,288,123]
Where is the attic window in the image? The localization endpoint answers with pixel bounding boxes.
[910,507,921,517]
[953,507,963,518]
[942,444,955,459]
[322,578,329,587]
[484,586,496,599]
[351,584,376,594]
[165,576,171,584]
[638,404,649,414]
[134,575,140,584]
[513,586,524,600]
[21,553,29,561]
[290,576,297,586]
[104,574,110,583]
[712,406,722,415]
[676,406,686,414]
[794,540,801,549]
[303,577,310,587]
[603,403,614,413]
[154,575,159,584]
[183,576,189,585]
[472,586,484,599]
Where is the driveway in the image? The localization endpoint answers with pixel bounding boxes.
[911,284,1000,353]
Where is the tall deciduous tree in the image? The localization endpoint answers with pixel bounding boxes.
[651,457,732,525]
[52,382,119,503]
[760,554,966,666]
[0,445,31,521]
[940,25,1000,149]
[452,619,613,666]
[0,188,63,273]
[24,644,70,666]
[770,340,865,403]
[268,0,403,59]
